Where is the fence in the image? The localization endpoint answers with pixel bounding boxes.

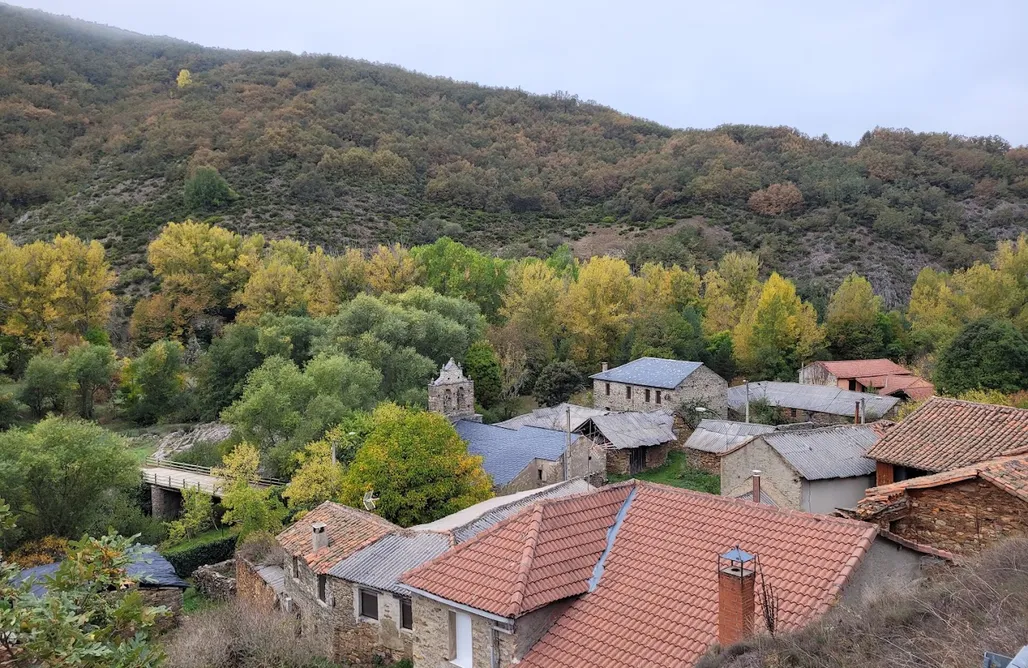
[142,456,285,491]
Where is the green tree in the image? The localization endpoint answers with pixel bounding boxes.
[410,238,508,320]
[213,443,286,540]
[824,274,885,359]
[282,437,344,513]
[0,533,168,667]
[120,340,186,425]
[65,343,117,419]
[339,404,492,526]
[184,166,237,210]
[934,319,1028,395]
[195,324,264,419]
[0,417,136,540]
[733,273,823,380]
[532,360,584,407]
[19,352,71,418]
[166,488,215,544]
[464,340,502,408]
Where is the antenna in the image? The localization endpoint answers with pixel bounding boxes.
[362,489,379,511]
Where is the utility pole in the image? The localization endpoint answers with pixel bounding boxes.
[744,380,750,424]
[564,405,571,481]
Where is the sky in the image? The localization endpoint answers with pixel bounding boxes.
[11,0,1028,145]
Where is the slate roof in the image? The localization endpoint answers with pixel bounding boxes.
[754,424,883,480]
[402,485,634,617]
[329,532,453,595]
[580,411,677,449]
[405,480,877,668]
[590,357,705,390]
[813,359,911,380]
[455,420,570,486]
[683,419,777,454]
[495,403,608,432]
[734,489,778,506]
[17,546,187,596]
[276,501,397,574]
[865,398,1028,472]
[729,381,899,418]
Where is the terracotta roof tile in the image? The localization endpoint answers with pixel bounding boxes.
[406,481,876,667]
[860,453,1028,508]
[816,359,910,379]
[866,398,1028,472]
[402,485,632,617]
[276,501,396,574]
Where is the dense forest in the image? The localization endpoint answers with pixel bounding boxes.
[2,3,1028,308]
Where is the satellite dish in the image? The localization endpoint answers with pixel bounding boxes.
[362,489,379,511]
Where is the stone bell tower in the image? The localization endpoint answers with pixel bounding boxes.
[428,358,480,422]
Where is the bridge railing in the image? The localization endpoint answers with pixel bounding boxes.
[140,469,221,494]
[142,456,286,487]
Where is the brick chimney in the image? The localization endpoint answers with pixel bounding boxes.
[311,522,328,552]
[718,547,756,646]
[601,361,609,372]
[854,401,860,425]
[751,470,761,504]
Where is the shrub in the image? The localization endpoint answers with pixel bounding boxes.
[8,535,70,567]
[184,166,237,210]
[161,531,238,578]
[532,361,583,407]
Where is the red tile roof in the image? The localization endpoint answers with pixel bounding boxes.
[816,359,910,380]
[405,481,877,667]
[865,398,1028,472]
[860,454,1028,507]
[869,374,934,400]
[402,485,632,617]
[276,501,396,574]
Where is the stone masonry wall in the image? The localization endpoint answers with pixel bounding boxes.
[194,559,237,601]
[890,480,1028,555]
[645,442,670,469]
[140,587,184,631]
[720,437,802,509]
[282,558,338,656]
[592,365,728,417]
[236,558,279,612]
[606,449,630,476]
[411,594,514,668]
[333,582,411,666]
[685,448,721,474]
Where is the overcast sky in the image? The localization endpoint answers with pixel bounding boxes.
[12,0,1028,145]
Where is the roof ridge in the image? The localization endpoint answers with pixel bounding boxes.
[507,504,546,615]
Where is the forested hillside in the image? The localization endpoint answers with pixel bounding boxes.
[2,3,1028,305]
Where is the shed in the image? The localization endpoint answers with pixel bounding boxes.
[577,411,678,475]
[728,381,899,424]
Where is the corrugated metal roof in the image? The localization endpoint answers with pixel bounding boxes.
[762,424,880,480]
[496,403,608,431]
[413,479,595,543]
[683,419,777,454]
[328,532,453,595]
[728,381,899,418]
[734,489,778,506]
[455,420,570,486]
[589,357,704,390]
[582,411,676,450]
[257,564,287,595]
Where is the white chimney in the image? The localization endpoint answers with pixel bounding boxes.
[601,361,609,372]
[311,522,328,552]
[751,470,762,504]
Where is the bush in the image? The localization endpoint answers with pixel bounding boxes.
[0,390,21,429]
[170,439,234,468]
[161,531,238,578]
[184,166,237,210]
[532,361,583,407]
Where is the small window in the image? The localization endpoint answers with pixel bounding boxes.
[605,382,610,396]
[644,388,651,403]
[626,386,632,400]
[317,575,327,603]
[359,588,379,620]
[655,391,662,405]
[789,407,797,419]
[848,379,857,391]
[291,556,299,579]
[537,468,543,481]
[401,598,413,630]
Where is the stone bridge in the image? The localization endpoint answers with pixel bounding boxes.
[141,457,284,519]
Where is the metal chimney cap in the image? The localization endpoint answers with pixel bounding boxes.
[720,546,755,564]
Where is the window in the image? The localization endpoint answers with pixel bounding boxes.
[447,610,473,667]
[848,379,857,391]
[359,588,379,620]
[605,382,610,396]
[400,598,413,631]
[656,391,662,405]
[291,556,299,579]
[644,388,651,403]
[317,575,327,603]
[789,407,797,419]
[626,386,632,400]
[537,468,544,481]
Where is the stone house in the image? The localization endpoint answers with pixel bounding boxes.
[728,381,900,425]
[454,420,606,493]
[799,359,934,400]
[590,357,728,417]
[681,419,778,474]
[246,482,593,666]
[849,453,1028,555]
[401,479,930,668]
[866,397,1028,486]
[720,423,889,514]
[576,410,677,475]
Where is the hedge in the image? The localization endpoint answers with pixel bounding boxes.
[161,531,238,578]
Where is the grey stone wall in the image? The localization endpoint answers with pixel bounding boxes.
[150,485,182,520]
[798,363,837,387]
[496,436,605,495]
[592,365,727,417]
[720,437,802,509]
[840,538,924,607]
[410,595,514,668]
[194,559,236,601]
[282,559,338,654]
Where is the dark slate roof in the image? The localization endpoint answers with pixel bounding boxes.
[760,425,881,480]
[455,420,569,486]
[16,546,188,597]
[728,381,899,418]
[328,532,453,595]
[589,357,705,390]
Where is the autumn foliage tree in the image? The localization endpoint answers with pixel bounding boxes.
[748,182,804,215]
[733,273,823,380]
[824,274,886,359]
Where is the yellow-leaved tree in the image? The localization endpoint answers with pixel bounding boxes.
[562,256,635,368]
[366,244,423,294]
[498,259,564,360]
[733,272,822,380]
[234,259,309,323]
[176,69,193,88]
[214,443,287,540]
[824,273,885,359]
[701,251,760,336]
[305,247,369,316]
[282,436,345,514]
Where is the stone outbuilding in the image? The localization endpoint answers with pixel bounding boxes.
[720,423,889,514]
[590,357,728,416]
[799,359,934,401]
[681,419,778,474]
[576,410,678,475]
[728,381,900,425]
[849,453,1028,555]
